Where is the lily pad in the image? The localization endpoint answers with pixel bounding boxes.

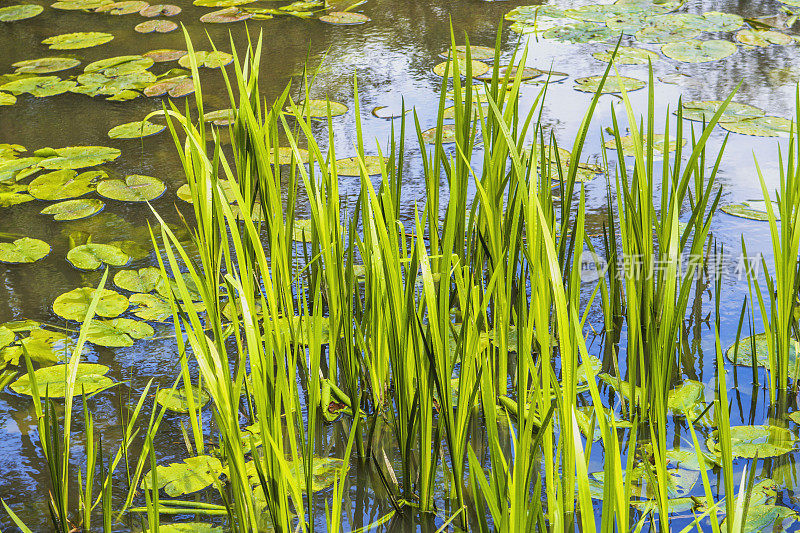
[67,243,131,270]
[421,124,458,144]
[438,45,495,62]
[432,60,490,78]
[334,156,387,176]
[156,386,210,412]
[604,134,685,156]
[39,146,121,170]
[0,186,32,207]
[542,23,616,43]
[735,29,793,46]
[724,504,799,532]
[96,175,166,202]
[0,92,15,105]
[143,49,187,62]
[18,329,83,364]
[156,524,222,533]
[134,19,177,32]
[9,363,113,397]
[604,12,652,34]
[635,16,701,44]
[285,99,347,118]
[42,32,115,50]
[114,267,162,293]
[725,332,796,365]
[95,0,148,14]
[574,75,646,93]
[505,5,565,24]
[592,46,660,64]
[0,76,77,97]
[28,169,102,200]
[143,76,189,97]
[86,318,154,347]
[318,11,369,24]
[720,116,794,137]
[194,0,253,6]
[139,3,179,16]
[687,11,743,32]
[665,448,719,470]
[680,100,766,123]
[0,156,42,182]
[666,380,705,413]
[707,425,797,458]
[177,51,233,69]
[51,0,112,9]
[84,55,153,77]
[108,120,166,139]
[0,4,43,22]
[200,6,252,23]
[53,287,129,321]
[41,199,105,221]
[142,455,223,496]
[12,57,81,74]
[474,65,542,82]
[0,237,50,264]
[661,39,737,63]
[129,293,174,321]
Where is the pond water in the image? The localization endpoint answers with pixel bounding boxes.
[1,0,800,530]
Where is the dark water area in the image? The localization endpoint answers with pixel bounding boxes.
[1,0,800,529]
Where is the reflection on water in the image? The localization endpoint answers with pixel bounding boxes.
[1,0,799,529]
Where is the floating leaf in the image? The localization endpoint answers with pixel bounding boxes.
[18,329,83,364]
[96,175,166,202]
[604,12,652,34]
[680,100,765,123]
[42,32,115,50]
[134,19,177,32]
[707,425,798,458]
[194,0,253,6]
[12,57,80,74]
[667,380,705,413]
[432,60,490,78]
[736,29,793,46]
[665,448,719,470]
[474,65,542,82]
[0,327,14,349]
[319,11,369,24]
[574,75,646,93]
[0,4,43,22]
[51,0,112,9]
[575,406,632,441]
[725,332,796,365]
[108,120,166,139]
[543,22,616,43]
[505,4,565,24]
[0,76,77,97]
[67,243,131,270]
[143,76,189,97]
[157,524,221,533]
[9,363,113,397]
[0,156,42,182]
[142,456,224,496]
[0,186,32,207]
[95,0,148,14]
[687,11,743,32]
[0,92,15,105]
[285,99,347,118]
[178,51,233,69]
[604,133,685,156]
[114,267,162,293]
[143,49,187,62]
[635,16,700,44]
[334,156,387,176]
[86,318,154,347]
[129,293,174,321]
[139,3,180,16]
[53,287,129,321]
[661,39,737,63]
[724,504,799,532]
[41,199,105,221]
[39,146,121,170]
[176,179,237,203]
[0,237,50,264]
[28,169,102,200]
[439,45,495,61]
[84,55,153,76]
[720,116,794,137]
[156,386,210,412]
[592,46,660,64]
[421,124,458,144]
[200,6,252,22]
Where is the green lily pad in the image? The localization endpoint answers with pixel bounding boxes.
[0,76,77,97]
[0,4,43,21]
[203,108,235,126]
[129,293,174,321]
[0,92,15,105]
[134,19,178,32]
[41,199,105,221]
[0,143,25,159]
[156,386,210,412]
[0,186,33,207]
[661,39,737,63]
[143,49,187,62]
[604,12,653,34]
[108,120,165,139]
[0,327,13,350]
[604,133,685,156]
[725,332,796,365]
[142,455,223,496]
[42,32,115,50]
[707,425,797,458]
[28,169,103,200]
[421,124,458,144]
[51,0,112,9]
[505,5,565,24]
[680,100,766,123]
[194,0,253,6]
[575,406,632,441]
[114,267,162,293]
[12,57,81,74]
[39,146,121,170]
[67,243,131,270]
[139,3,180,16]
[95,0,148,14]
[592,46,660,64]
[736,29,793,46]
[18,329,83,364]
[432,60,490,78]
[474,65,542,82]
[0,237,50,264]
[86,318,154,347]
[438,45,495,62]
[9,363,113,397]
[720,116,794,137]
[543,22,616,43]
[96,175,166,202]
[143,76,189,97]
[0,156,42,182]
[84,55,153,76]
[176,179,237,203]
[665,448,719,470]
[574,75,646,93]
[724,504,799,532]
[200,6,252,23]
[635,16,701,44]
[155,524,222,533]
[177,51,233,69]
[285,99,348,118]
[721,200,780,221]
[319,11,369,24]
[53,287,129,321]
[667,380,705,413]
[334,156,387,176]
[687,11,743,32]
